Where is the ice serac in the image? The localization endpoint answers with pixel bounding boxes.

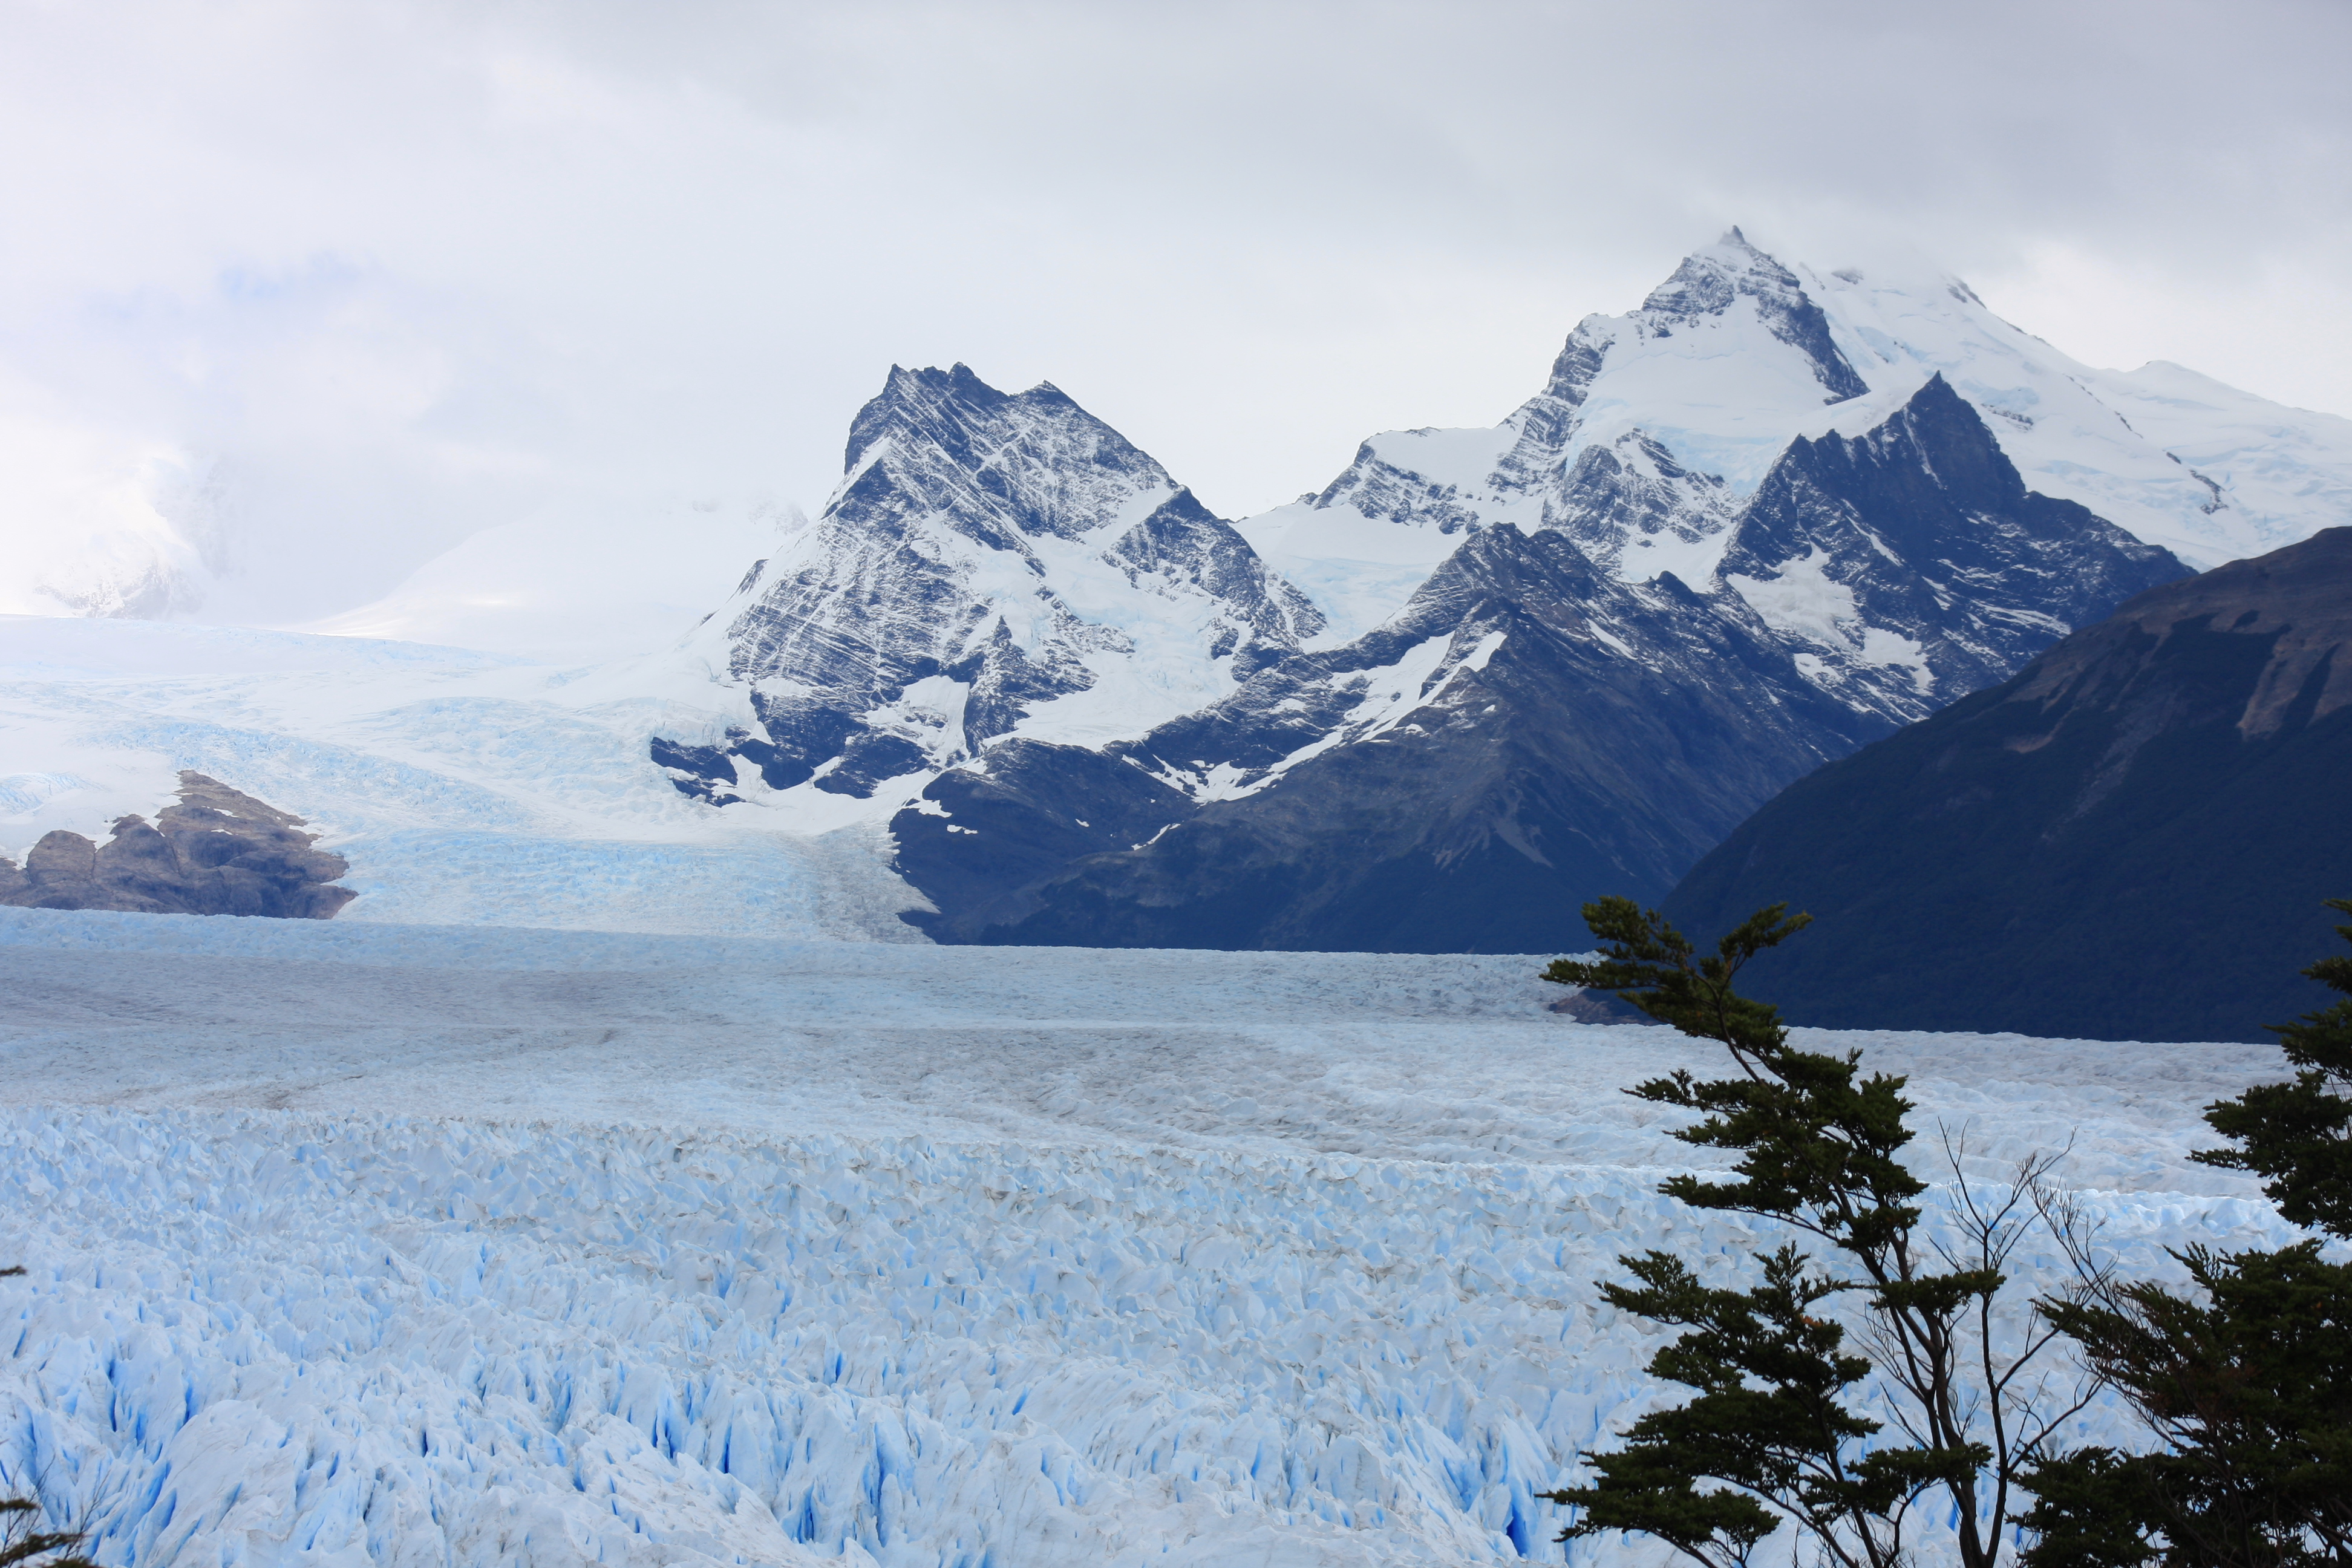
[0,923,2279,1568]
[890,380,2189,952]
[657,365,1319,802]
[1665,527,2352,1044]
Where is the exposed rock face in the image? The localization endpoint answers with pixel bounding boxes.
[1633,226,1870,402]
[896,526,1887,951]
[1547,990,1668,1025]
[1664,528,2352,1043]
[0,773,355,918]
[889,380,2187,952]
[1541,431,1737,573]
[1714,374,2186,726]
[1471,228,1869,522]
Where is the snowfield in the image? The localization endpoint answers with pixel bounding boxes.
[0,908,2299,1566]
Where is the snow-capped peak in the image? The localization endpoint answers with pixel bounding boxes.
[838,363,1181,543]
[663,365,1321,809]
[1631,227,1870,404]
[1251,229,2349,658]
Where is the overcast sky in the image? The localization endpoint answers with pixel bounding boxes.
[3,0,2348,622]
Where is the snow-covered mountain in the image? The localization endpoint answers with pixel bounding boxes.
[6,229,2346,945]
[664,365,1320,802]
[888,376,2183,950]
[1245,229,2350,599]
[638,229,2352,950]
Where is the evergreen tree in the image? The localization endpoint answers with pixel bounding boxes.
[1540,899,2086,1568]
[2021,901,2352,1567]
[0,1499,94,1568]
[2197,899,2352,1235]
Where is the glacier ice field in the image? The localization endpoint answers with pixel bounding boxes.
[0,906,2302,1566]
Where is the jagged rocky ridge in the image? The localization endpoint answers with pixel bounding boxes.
[1312,230,1873,581]
[890,378,2183,951]
[1665,527,2352,1043]
[654,232,2229,951]
[1266,227,2339,587]
[0,771,354,918]
[1719,374,2184,720]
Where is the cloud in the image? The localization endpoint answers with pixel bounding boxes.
[0,0,2344,622]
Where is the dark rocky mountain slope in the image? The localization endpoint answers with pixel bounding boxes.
[1665,528,2352,1042]
[895,524,1886,952]
[1,772,356,918]
[1715,375,2186,721]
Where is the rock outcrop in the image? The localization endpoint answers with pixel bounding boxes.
[0,773,355,918]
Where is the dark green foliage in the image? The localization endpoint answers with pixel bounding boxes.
[0,1498,94,1568]
[2024,904,2352,1567]
[1543,899,2078,1568]
[2197,899,2352,1237]
[1554,1244,1970,1568]
[2016,1448,2166,1568]
[2024,1243,2352,1567]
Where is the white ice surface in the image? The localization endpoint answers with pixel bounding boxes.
[1804,266,2352,568]
[0,908,2307,1566]
[1558,296,1864,497]
[1554,255,2352,569]
[990,504,1282,750]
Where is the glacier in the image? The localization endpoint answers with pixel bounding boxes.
[0,906,2305,1564]
[0,613,928,941]
[1,235,2338,1560]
